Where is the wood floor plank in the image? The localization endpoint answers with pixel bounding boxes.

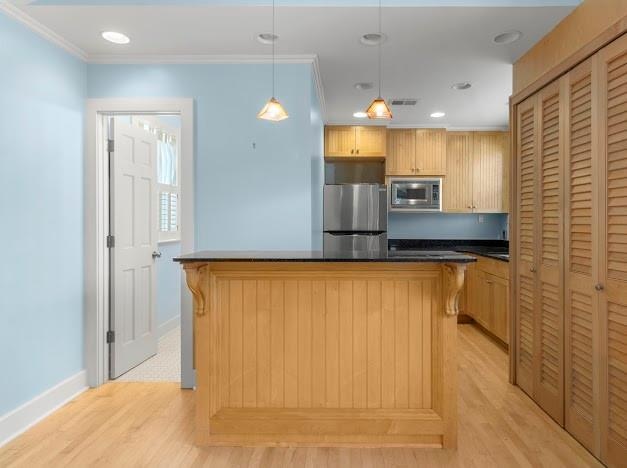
[0,325,602,467]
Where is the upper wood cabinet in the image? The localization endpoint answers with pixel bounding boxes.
[324,126,386,158]
[415,129,446,175]
[386,129,415,174]
[444,131,509,213]
[386,128,446,175]
[444,132,474,212]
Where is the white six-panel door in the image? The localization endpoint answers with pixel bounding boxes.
[110,119,159,378]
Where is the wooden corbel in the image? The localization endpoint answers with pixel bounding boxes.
[443,263,467,317]
[183,263,210,317]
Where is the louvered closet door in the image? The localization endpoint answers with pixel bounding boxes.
[515,95,539,397]
[598,34,627,466]
[564,57,599,455]
[534,79,565,424]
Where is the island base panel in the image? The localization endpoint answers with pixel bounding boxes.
[183,262,462,448]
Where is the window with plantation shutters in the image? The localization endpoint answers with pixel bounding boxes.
[133,116,181,242]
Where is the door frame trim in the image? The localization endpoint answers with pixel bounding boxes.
[85,98,195,388]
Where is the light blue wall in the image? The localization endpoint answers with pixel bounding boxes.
[88,63,319,251]
[0,13,86,415]
[31,0,581,6]
[156,242,181,328]
[388,213,508,240]
[310,73,324,250]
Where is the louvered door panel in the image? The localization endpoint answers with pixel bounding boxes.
[515,95,538,396]
[535,80,564,424]
[564,57,598,453]
[599,36,627,466]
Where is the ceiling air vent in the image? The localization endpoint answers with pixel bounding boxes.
[390,98,418,106]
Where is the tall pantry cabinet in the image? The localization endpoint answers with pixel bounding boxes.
[513,33,627,466]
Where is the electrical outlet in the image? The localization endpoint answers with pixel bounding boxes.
[478,215,485,224]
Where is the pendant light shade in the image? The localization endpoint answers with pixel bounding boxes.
[366,97,392,119]
[257,0,288,122]
[258,97,289,121]
[366,0,391,120]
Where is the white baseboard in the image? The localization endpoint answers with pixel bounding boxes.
[158,315,180,338]
[0,370,87,447]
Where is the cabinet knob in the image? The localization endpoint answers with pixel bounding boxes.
[595,283,604,291]
[351,149,354,155]
[530,266,537,273]
[356,149,360,155]
[467,205,472,209]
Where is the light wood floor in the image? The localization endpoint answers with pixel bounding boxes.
[0,325,601,467]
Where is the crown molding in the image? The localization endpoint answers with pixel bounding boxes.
[0,1,88,60]
[86,53,318,64]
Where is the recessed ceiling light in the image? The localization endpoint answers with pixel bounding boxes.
[354,82,374,91]
[430,112,446,118]
[101,31,130,45]
[493,30,522,45]
[360,33,387,46]
[451,82,472,90]
[256,33,278,45]
[353,111,368,118]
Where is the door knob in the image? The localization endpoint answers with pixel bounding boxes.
[152,251,162,259]
[595,283,604,291]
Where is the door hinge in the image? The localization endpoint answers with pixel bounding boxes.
[106,330,115,343]
[107,139,114,152]
[106,235,115,248]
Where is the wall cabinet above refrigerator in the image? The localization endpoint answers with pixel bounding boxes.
[324,126,387,160]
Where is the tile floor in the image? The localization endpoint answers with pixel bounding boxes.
[116,327,181,382]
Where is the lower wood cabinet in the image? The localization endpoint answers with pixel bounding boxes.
[464,256,509,345]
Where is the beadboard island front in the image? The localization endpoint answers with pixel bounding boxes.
[175,251,473,448]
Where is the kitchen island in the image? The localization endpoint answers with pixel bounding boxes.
[175,250,474,448]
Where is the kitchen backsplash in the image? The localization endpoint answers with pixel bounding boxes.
[388,213,509,240]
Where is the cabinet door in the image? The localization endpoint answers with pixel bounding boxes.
[355,126,386,157]
[444,132,473,212]
[472,132,508,213]
[325,126,356,157]
[464,263,477,319]
[488,274,509,344]
[535,79,565,425]
[473,269,490,328]
[386,129,416,175]
[563,57,598,453]
[598,35,627,466]
[515,94,539,397]
[415,129,446,175]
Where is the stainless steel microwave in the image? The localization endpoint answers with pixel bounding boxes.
[389,178,442,212]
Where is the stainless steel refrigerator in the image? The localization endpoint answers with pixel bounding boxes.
[323,183,388,252]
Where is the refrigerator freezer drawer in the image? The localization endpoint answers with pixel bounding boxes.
[323,232,388,252]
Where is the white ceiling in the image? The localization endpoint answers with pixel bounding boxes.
[10,2,577,127]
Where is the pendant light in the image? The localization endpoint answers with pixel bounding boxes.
[365,0,392,120]
[257,0,289,121]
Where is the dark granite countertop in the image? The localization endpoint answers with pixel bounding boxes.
[389,239,509,263]
[174,250,476,264]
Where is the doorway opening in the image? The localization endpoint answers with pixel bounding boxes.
[106,114,182,382]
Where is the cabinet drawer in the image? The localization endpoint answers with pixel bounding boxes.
[475,256,509,280]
